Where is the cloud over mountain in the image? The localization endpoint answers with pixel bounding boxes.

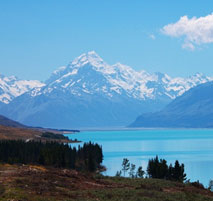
[161,13,213,50]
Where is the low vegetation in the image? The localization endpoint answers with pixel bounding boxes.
[0,164,213,201]
[41,131,70,140]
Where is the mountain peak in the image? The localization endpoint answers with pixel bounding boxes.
[112,62,130,69]
[70,51,104,68]
[155,72,165,77]
[193,72,204,77]
[87,50,98,56]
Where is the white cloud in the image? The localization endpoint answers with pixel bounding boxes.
[182,42,195,51]
[161,13,213,50]
[149,34,156,40]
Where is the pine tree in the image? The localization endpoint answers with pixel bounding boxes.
[115,170,122,177]
[0,140,103,172]
[137,166,145,178]
[129,163,136,178]
[122,158,130,177]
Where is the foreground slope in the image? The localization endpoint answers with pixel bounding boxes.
[0,164,212,201]
[130,82,213,128]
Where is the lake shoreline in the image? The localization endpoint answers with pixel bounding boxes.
[66,129,213,187]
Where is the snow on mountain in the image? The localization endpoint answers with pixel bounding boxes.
[1,51,212,106]
[0,74,45,104]
[37,51,213,102]
[1,51,212,128]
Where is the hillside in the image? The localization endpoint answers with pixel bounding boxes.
[0,125,77,143]
[1,51,212,128]
[0,125,41,140]
[0,164,212,201]
[0,114,25,128]
[130,82,213,128]
[0,113,79,143]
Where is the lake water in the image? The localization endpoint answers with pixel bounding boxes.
[65,129,213,187]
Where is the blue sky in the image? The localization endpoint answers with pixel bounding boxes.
[0,0,213,81]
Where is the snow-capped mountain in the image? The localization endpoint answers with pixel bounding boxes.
[0,51,212,128]
[0,74,45,104]
[30,51,213,102]
[130,81,213,128]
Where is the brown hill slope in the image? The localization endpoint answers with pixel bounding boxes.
[0,164,212,201]
[0,125,76,143]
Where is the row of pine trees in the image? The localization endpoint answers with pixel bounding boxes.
[147,156,186,182]
[0,140,186,182]
[117,156,186,183]
[0,140,103,172]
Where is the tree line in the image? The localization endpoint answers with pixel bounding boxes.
[116,156,186,183]
[0,140,103,172]
[147,156,186,182]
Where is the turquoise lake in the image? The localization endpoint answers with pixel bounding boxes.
[65,129,213,187]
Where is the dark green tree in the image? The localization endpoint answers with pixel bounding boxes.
[137,166,145,178]
[0,140,103,172]
[122,158,130,177]
[173,160,186,182]
[115,170,122,177]
[147,156,186,183]
[129,163,136,178]
[88,153,96,172]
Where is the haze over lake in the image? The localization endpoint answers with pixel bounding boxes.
[66,129,213,187]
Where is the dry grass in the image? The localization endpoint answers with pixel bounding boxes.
[0,125,41,140]
[0,125,77,143]
[0,164,213,201]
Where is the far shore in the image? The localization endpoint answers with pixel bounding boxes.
[74,127,213,132]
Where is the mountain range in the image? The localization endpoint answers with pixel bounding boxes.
[130,81,213,128]
[0,74,44,104]
[0,51,212,128]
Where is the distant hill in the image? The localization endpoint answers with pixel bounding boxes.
[130,82,213,128]
[0,102,5,109]
[0,115,25,128]
[1,51,212,128]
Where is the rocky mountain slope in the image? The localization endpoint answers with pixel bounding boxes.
[130,81,213,128]
[43,51,212,102]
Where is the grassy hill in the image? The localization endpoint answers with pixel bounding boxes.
[0,164,212,201]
